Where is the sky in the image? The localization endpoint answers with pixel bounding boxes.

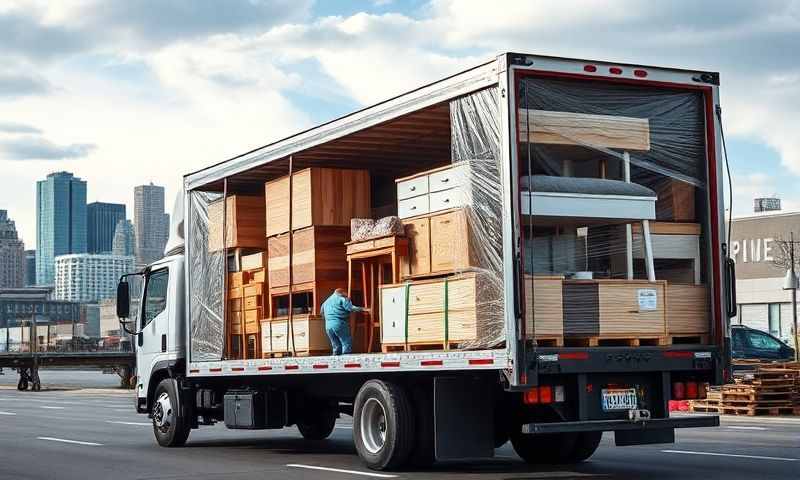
[1,0,799,246]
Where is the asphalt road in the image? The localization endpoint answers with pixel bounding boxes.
[0,386,798,480]
[0,368,121,389]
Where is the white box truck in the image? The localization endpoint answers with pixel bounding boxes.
[117,52,733,470]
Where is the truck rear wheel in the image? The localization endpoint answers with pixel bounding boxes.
[353,380,415,471]
[511,432,577,464]
[152,378,190,447]
[567,432,602,462]
[511,431,601,464]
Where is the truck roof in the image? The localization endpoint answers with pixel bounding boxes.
[184,52,719,191]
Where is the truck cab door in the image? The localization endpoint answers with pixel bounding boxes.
[137,267,171,400]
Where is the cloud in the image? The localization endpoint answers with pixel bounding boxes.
[0,121,42,134]
[0,10,88,61]
[0,136,95,160]
[0,72,51,97]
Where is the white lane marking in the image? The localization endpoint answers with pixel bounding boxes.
[0,411,17,415]
[40,406,65,410]
[662,450,797,462]
[37,437,103,446]
[287,464,398,478]
[334,425,353,430]
[726,426,767,431]
[106,420,151,426]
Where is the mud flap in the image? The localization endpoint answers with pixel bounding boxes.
[434,376,494,461]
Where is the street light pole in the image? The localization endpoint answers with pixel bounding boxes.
[793,232,799,362]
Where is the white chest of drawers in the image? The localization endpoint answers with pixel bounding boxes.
[395,163,470,219]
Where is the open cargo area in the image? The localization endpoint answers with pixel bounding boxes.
[183,55,718,370]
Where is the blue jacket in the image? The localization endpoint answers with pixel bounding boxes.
[321,292,363,324]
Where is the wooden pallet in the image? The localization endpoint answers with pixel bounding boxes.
[564,336,668,347]
[380,341,461,352]
[690,401,795,416]
[263,349,330,358]
[534,336,564,347]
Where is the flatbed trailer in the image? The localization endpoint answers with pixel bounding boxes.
[117,52,733,471]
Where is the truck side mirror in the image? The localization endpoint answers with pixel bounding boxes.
[117,281,130,318]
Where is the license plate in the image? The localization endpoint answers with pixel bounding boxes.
[601,388,638,411]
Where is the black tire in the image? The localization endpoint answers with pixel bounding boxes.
[408,384,435,468]
[297,406,336,440]
[510,431,578,464]
[565,431,602,463]
[152,378,191,447]
[353,380,416,471]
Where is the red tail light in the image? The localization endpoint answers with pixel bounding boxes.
[539,386,553,404]
[609,67,623,75]
[584,65,597,72]
[523,388,539,405]
[634,69,648,78]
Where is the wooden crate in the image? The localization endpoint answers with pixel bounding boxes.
[260,320,271,355]
[269,315,331,355]
[563,279,667,339]
[379,272,496,347]
[243,295,262,310]
[208,195,266,251]
[523,275,564,338]
[268,226,349,287]
[229,271,248,288]
[228,287,243,299]
[517,109,651,151]
[264,167,371,236]
[655,179,696,222]
[241,252,266,271]
[402,208,477,278]
[666,283,709,335]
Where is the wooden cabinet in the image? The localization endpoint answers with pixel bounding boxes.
[380,286,407,344]
[208,195,266,251]
[379,273,488,346]
[267,226,349,287]
[268,315,331,354]
[402,209,474,277]
[403,217,430,276]
[395,163,470,220]
[264,168,371,236]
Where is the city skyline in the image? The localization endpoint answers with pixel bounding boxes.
[87,201,126,254]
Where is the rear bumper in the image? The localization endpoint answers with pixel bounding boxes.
[522,414,719,434]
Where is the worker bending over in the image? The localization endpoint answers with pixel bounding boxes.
[321,288,366,355]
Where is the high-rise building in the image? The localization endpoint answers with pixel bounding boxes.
[134,183,169,265]
[112,219,136,257]
[0,210,25,288]
[54,253,135,303]
[36,172,87,286]
[24,250,35,286]
[87,202,126,254]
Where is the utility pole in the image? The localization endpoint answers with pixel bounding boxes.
[783,232,800,362]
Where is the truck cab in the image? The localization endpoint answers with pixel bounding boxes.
[119,255,185,415]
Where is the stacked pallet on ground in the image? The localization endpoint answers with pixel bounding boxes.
[689,362,800,416]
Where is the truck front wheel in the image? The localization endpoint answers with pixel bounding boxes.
[353,380,415,471]
[152,378,190,447]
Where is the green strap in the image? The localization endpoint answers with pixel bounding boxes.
[404,282,411,346]
[444,278,449,346]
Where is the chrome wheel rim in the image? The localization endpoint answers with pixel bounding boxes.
[153,392,173,433]
[360,397,387,454]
